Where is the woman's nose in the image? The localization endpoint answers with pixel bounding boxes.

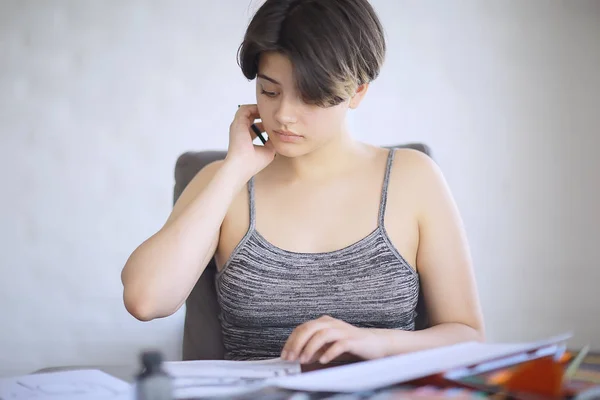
[274,99,298,126]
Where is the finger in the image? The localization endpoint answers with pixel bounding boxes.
[282,320,330,361]
[237,103,258,115]
[234,104,260,127]
[281,316,334,357]
[237,104,259,119]
[287,317,338,359]
[319,339,352,364]
[299,328,343,364]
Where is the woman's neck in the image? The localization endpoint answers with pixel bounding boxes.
[268,133,369,183]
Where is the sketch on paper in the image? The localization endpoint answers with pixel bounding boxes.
[0,369,130,400]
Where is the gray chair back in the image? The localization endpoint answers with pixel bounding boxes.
[173,144,432,360]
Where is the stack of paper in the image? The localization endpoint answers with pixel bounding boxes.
[0,333,571,399]
[164,357,301,398]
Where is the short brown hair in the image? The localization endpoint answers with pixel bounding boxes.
[237,0,386,107]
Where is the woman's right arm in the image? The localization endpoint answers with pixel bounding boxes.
[121,105,275,321]
[121,160,247,321]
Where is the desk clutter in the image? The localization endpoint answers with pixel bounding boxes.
[1,333,598,400]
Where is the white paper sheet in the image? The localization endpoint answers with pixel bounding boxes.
[271,333,572,393]
[0,369,132,400]
[164,357,301,399]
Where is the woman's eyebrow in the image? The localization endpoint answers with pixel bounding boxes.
[257,73,281,85]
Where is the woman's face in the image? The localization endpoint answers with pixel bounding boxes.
[255,52,356,158]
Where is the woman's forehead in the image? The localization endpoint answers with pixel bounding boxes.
[257,52,295,85]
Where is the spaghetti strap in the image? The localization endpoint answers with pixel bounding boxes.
[247,176,256,230]
[378,149,396,227]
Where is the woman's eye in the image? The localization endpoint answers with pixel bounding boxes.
[261,89,278,98]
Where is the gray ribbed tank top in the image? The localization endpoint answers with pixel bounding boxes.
[215,149,420,360]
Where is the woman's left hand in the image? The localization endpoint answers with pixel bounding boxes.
[281,315,390,364]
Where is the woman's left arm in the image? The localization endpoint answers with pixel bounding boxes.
[281,151,485,364]
[381,149,486,353]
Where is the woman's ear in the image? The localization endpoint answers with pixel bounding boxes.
[349,83,369,109]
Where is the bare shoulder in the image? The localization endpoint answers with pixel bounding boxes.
[389,148,445,193]
[387,147,459,229]
[391,147,437,173]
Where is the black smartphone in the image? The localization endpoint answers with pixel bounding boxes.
[251,124,267,145]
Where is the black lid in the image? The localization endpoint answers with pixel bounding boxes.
[140,350,164,373]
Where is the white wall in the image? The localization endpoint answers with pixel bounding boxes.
[1,0,598,377]
[365,1,600,345]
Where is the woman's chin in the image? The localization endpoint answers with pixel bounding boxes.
[271,142,311,158]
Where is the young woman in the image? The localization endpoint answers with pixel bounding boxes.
[121,0,484,365]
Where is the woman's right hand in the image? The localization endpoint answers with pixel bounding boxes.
[225,104,276,178]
